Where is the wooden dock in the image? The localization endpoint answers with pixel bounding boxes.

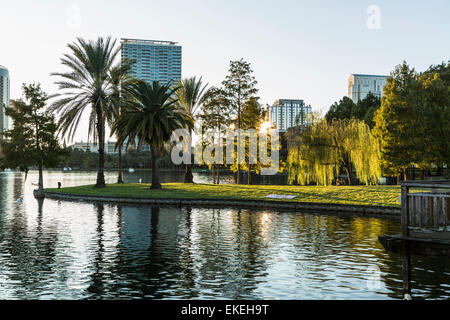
[379,231,450,256]
[378,180,450,299]
[379,180,450,256]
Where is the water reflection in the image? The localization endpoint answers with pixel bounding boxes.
[0,171,449,299]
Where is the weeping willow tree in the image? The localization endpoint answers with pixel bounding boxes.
[287,117,381,186]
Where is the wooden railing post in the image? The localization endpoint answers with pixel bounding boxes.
[401,184,410,237]
[402,244,412,299]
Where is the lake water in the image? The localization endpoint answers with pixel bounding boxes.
[0,170,449,299]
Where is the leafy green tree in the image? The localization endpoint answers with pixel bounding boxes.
[237,97,265,184]
[222,58,259,183]
[0,83,69,197]
[352,92,381,128]
[241,97,265,129]
[112,80,193,189]
[326,94,381,128]
[175,76,208,183]
[287,117,381,186]
[373,62,427,180]
[422,61,450,177]
[325,96,355,122]
[50,37,121,188]
[198,87,230,184]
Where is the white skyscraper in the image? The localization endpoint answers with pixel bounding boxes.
[268,99,312,133]
[348,74,387,102]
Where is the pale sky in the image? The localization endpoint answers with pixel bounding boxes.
[1,0,449,142]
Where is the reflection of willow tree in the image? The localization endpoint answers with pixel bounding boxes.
[287,118,382,186]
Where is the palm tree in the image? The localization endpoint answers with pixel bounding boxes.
[112,80,193,189]
[108,59,135,184]
[50,37,120,188]
[175,76,208,183]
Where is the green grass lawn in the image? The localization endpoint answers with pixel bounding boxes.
[46,183,404,207]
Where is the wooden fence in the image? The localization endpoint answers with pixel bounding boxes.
[401,180,450,236]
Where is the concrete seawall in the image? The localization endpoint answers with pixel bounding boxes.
[45,191,401,218]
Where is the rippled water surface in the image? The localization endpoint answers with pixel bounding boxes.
[0,170,449,299]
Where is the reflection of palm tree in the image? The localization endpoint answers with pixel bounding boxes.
[150,206,159,240]
[87,203,105,296]
[143,206,164,298]
[177,207,197,297]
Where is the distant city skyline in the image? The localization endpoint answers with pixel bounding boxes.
[1,0,449,142]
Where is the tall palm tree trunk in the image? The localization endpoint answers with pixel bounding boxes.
[95,110,106,188]
[184,129,194,183]
[117,146,124,184]
[150,144,161,189]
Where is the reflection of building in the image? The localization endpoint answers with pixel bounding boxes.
[121,38,182,85]
[348,74,387,102]
[0,65,10,136]
[268,99,312,132]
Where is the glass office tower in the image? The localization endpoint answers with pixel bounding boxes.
[269,99,312,133]
[121,38,182,85]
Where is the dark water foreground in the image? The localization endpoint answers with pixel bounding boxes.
[0,170,449,299]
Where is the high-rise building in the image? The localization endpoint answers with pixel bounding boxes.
[0,65,10,135]
[348,74,387,102]
[121,38,182,85]
[268,99,312,132]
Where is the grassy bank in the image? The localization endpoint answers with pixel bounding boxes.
[46,183,403,207]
